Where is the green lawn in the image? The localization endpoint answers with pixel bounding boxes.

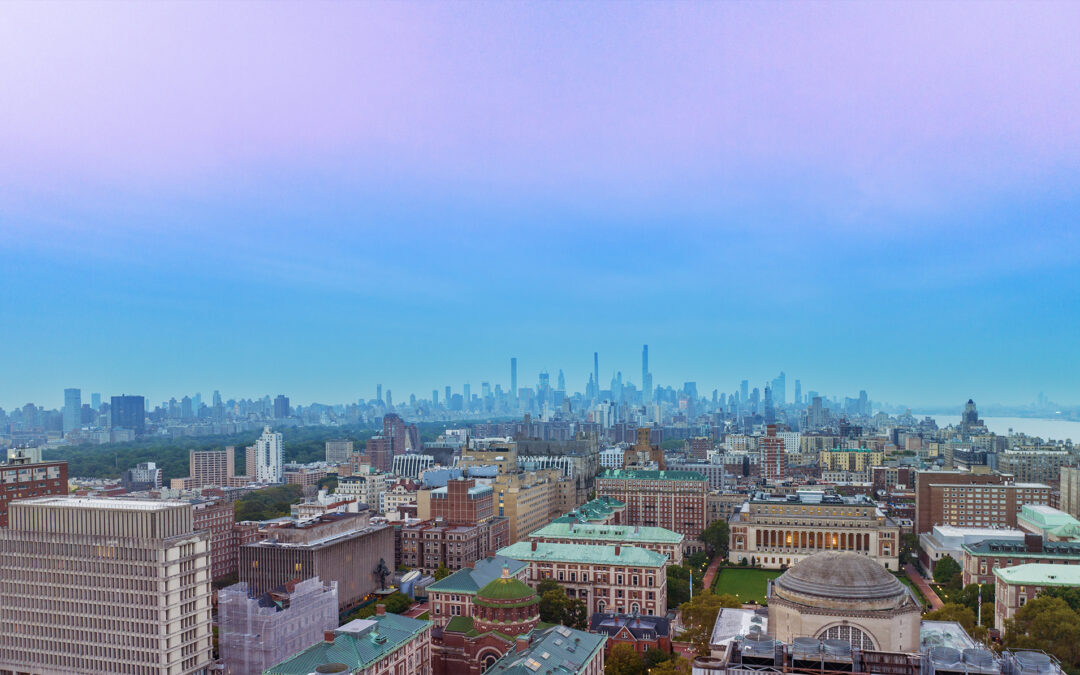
[894,572,928,608]
[711,568,782,605]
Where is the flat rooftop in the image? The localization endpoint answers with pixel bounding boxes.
[15,496,186,511]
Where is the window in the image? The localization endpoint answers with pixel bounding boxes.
[818,625,875,651]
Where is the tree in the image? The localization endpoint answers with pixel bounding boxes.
[537,578,561,595]
[924,603,986,640]
[605,643,645,675]
[643,647,671,669]
[649,656,692,675]
[699,519,730,559]
[667,564,702,610]
[679,592,741,655]
[1003,596,1080,669]
[433,563,451,581]
[953,583,994,624]
[539,589,569,624]
[932,555,962,584]
[1041,586,1080,613]
[564,597,588,630]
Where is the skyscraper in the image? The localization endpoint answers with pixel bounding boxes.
[110,394,146,435]
[557,370,565,392]
[510,357,518,404]
[642,344,651,402]
[593,352,599,400]
[255,426,283,483]
[62,388,81,436]
[272,394,290,419]
[794,379,802,406]
[90,392,101,411]
[771,371,786,406]
[376,384,383,403]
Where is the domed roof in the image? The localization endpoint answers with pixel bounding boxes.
[474,566,539,607]
[772,552,909,612]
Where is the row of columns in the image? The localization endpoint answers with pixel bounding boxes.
[755,528,872,552]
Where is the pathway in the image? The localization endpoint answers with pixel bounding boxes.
[904,563,944,610]
[703,556,724,590]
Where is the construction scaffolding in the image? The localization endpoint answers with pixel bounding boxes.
[219,577,338,675]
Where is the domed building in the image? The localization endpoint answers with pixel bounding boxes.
[432,564,542,674]
[768,551,920,652]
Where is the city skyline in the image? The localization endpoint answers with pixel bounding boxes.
[2,2,1078,409]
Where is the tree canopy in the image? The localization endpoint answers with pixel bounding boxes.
[1003,595,1080,669]
[699,519,730,558]
[932,555,962,584]
[605,643,644,675]
[924,603,986,640]
[537,583,588,630]
[433,564,451,581]
[234,484,304,521]
[679,592,741,655]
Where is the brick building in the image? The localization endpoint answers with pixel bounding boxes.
[596,469,707,542]
[401,479,510,573]
[962,534,1080,586]
[0,456,67,527]
[914,470,1052,534]
[589,612,670,657]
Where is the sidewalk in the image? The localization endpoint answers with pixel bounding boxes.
[903,563,944,610]
[702,556,724,590]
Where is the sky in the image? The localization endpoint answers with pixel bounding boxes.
[1,1,1079,410]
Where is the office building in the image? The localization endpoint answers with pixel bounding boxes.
[324,438,354,465]
[915,470,1052,534]
[272,394,290,419]
[62,387,81,436]
[239,513,394,611]
[0,453,68,527]
[498,540,668,616]
[218,577,338,675]
[0,497,213,674]
[993,563,1080,631]
[819,448,885,475]
[110,394,146,435]
[393,452,435,478]
[1061,466,1080,519]
[728,491,901,570]
[254,426,283,483]
[264,609,433,675]
[596,469,708,541]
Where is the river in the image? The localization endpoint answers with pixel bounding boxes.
[913,415,1080,443]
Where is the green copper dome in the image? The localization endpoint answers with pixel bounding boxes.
[473,566,539,608]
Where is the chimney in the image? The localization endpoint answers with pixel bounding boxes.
[1025,533,1043,553]
[516,635,531,654]
[324,630,336,643]
[531,541,537,551]
[615,545,621,556]
[376,603,386,616]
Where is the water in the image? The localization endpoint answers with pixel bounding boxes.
[914,415,1080,443]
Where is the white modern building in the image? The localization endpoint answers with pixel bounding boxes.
[255,426,283,483]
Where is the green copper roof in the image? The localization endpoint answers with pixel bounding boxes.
[554,496,626,524]
[599,469,707,481]
[1019,505,1080,529]
[993,563,1080,587]
[476,574,538,604]
[485,624,606,675]
[264,614,431,674]
[427,555,528,595]
[497,541,668,567]
[529,521,683,544]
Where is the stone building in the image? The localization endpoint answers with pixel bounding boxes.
[768,552,921,653]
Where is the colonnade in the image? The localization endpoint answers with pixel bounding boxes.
[754,528,872,552]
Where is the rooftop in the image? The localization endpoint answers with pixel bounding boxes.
[497,541,667,567]
[14,496,185,511]
[529,521,683,544]
[993,563,1080,586]
[1019,505,1080,529]
[600,469,707,481]
[484,624,606,675]
[427,556,529,595]
[964,539,1080,556]
[264,613,431,674]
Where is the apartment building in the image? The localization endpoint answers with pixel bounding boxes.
[1061,466,1080,519]
[498,540,668,616]
[401,480,511,573]
[819,448,885,474]
[728,491,901,570]
[0,454,67,527]
[596,469,708,542]
[0,497,213,674]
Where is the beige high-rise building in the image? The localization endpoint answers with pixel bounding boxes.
[190,446,234,486]
[1060,466,1080,518]
[0,496,214,674]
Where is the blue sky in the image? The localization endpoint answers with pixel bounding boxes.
[1,2,1078,409]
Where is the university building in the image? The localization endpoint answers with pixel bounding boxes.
[728,491,901,570]
[596,469,708,543]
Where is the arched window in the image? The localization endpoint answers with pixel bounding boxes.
[631,602,640,613]
[818,625,876,651]
[481,653,499,672]
[597,600,606,613]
